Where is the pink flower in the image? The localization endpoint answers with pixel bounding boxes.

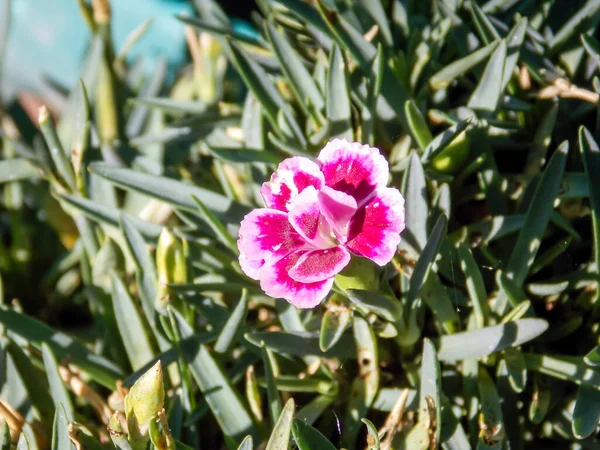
[238,139,405,308]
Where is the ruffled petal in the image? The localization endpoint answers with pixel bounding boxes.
[288,246,350,283]
[317,139,389,204]
[259,251,334,308]
[238,249,264,280]
[260,157,324,211]
[288,186,333,248]
[345,187,405,266]
[318,186,357,242]
[238,209,308,278]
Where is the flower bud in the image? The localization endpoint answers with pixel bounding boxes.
[155,228,187,309]
[124,361,165,447]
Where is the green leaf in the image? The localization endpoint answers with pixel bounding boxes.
[246,331,356,358]
[0,159,40,184]
[468,40,507,113]
[501,17,528,92]
[430,40,499,90]
[190,195,238,252]
[420,338,442,446]
[477,367,504,448]
[525,353,600,389]
[0,308,122,389]
[406,214,448,306]
[585,345,600,366]
[42,343,75,422]
[421,118,472,166]
[129,97,210,116]
[524,102,560,175]
[458,243,490,328]
[173,311,257,442]
[549,0,600,52]
[344,313,378,447]
[236,436,253,450]
[178,15,261,46]
[469,2,500,44]
[39,107,77,191]
[326,44,352,140]
[110,272,154,370]
[580,127,600,304]
[405,100,433,152]
[437,319,548,361]
[401,152,428,255]
[265,20,325,117]
[206,146,280,164]
[315,0,376,69]
[319,301,352,352]
[17,423,39,450]
[89,163,249,222]
[227,39,306,147]
[292,419,337,450]
[3,339,54,422]
[572,385,600,438]
[60,194,163,241]
[346,289,402,322]
[356,0,392,45]
[504,141,568,285]
[51,403,74,450]
[504,348,527,393]
[266,398,295,450]
[214,289,249,354]
[295,395,335,425]
[261,343,282,424]
[0,421,10,450]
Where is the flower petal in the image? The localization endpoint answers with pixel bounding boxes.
[238,209,308,276]
[288,246,350,283]
[260,157,324,211]
[318,138,389,204]
[288,186,333,248]
[238,250,264,280]
[345,187,405,266]
[318,186,357,241]
[259,251,334,308]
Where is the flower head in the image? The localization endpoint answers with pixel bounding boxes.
[238,139,405,308]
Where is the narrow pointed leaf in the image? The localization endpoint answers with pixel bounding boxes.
[110,272,154,370]
[266,399,295,450]
[214,289,249,354]
[51,404,74,450]
[246,331,356,358]
[437,319,548,361]
[326,44,352,140]
[430,40,499,90]
[573,385,600,439]
[468,40,507,112]
[42,343,75,423]
[422,118,472,165]
[0,159,40,183]
[405,100,433,152]
[293,419,337,450]
[173,310,257,442]
[89,163,249,222]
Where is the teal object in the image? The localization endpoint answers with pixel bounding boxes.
[3,0,192,97]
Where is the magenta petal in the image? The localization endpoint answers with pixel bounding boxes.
[318,186,357,240]
[318,139,389,204]
[260,157,324,211]
[238,209,308,276]
[259,251,334,308]
[288,187,332,247]
[346,187,406,266]
[288,246,350,283]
